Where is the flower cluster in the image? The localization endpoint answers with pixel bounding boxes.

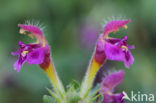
[12,19,134,103]
[95,19,134,103]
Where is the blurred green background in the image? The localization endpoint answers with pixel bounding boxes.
[0,0,156,103]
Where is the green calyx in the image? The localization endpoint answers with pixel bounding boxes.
[43,80,103,103]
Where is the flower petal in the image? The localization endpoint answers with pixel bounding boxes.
[18,24,43,36]
[124,51,134,68]
[104,42,125,61]
[114,93,125,103]
[101,93,125,103]
[104,20,130,35]
[27,47,45,65]
[101,70,124,93]
[13,56,26,72]
[14,60,21,72]
[11,51,20,56]
[106,38,121,44]
[128,45,135,49]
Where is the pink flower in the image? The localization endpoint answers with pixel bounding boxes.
[12,24,50,72]
[95,19,134,68]
[104,36,134,68]
[100,70,125,103]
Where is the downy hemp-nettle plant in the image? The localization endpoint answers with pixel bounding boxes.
[12,19,134,103]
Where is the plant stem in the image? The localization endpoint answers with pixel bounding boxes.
[80,53,104,98]
[44,60,65,99]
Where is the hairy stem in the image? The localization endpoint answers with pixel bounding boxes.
[44,60,65,99]
[80,53,104,98]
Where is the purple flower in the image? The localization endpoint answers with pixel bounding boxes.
[12,24,50,72]
[100,70,125,103]
[104,36,134,68]
[95,20,134,68]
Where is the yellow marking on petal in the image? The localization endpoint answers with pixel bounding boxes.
[122,25,128,29]
[19,29,26,34]
[22,51,28,56]
[121,45,128,50]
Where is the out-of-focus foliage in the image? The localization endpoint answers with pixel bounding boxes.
[0,0,156,103]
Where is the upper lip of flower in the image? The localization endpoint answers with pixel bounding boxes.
[103,19,130,36]
[18,24,46,46]
[18,24,43,36]
[101,70,124,93]
[100,70,125,103]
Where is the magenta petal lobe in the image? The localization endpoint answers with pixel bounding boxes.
[12,41,47,72]
[100,70,125,103]
[104,42,124,61]
[18,24,43,36]
[13,59,26,72]
[27,47,45,65]
[101,93,125,103]
[104,20,130,35]
[124,51,134,68]
[101,70,124,93]
[102,35,134,68]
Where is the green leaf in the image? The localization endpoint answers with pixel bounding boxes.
[97,93,103,103]
[86,84,102,103]
[43,95,56,103]
[67,92,80,103]
[89,84,100,98]
[94,93,103,103]
[66,80,80,91]
[71,80,80,90]
[46,88,61,103]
